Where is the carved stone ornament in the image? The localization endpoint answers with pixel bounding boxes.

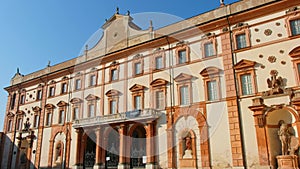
[264,29,272,36]
[268,56,277,63]
[264,70,284,96]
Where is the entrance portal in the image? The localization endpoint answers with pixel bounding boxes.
[130,126,146,169]
[105,128,119,169]
[84,133,96,169]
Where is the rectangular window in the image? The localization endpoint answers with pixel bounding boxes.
[207,80,218,101]
[34,115,39,128]
[49,87,55,97]
[178,50,187,64]
[75,79,81,90]
[37,90,42,100]
[110,100,117,114]
[291,19,300,36]
[156,91,164,109]
[111,69,118,81]
[88,104,95,118]
[155,56,163,69]
[46,113,52,126]
[134,95,141,110]
[89,75,96,86]
[73,107,79,120]
[17,118,22,130]
[236,34,247,49]
[61,83,67,94]
[58,110,65,124]
[180,86,189,105]
[134,62,142,75]
[204,42,214,57]
[7,120,12,132]
[241,74,253,95]
[20,95,25,104]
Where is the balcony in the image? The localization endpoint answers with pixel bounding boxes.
[73,108,162,128]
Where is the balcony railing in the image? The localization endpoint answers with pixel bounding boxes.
[73,108,161,128]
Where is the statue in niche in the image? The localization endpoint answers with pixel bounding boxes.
[278,121,291,155]
[23,118,31,131]
[278,120,299,155]
[183,133,193,159]
[55,144,62,163]
[266,70,284,96]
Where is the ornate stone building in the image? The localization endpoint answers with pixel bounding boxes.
[1,0,300,168]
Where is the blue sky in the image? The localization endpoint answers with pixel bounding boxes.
[0,0,238,131]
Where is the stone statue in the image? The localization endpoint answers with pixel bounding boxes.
[23,118,31,131]
[185,136,192,150]
[278,121,291,155]
[266,70,284,95]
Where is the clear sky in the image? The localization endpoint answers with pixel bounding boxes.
[0,0,239,131]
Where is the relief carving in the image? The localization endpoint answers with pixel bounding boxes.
[264,70,284,96]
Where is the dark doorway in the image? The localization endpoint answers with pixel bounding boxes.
[130,126,146,169]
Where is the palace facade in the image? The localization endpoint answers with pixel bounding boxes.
[1,0,300,169]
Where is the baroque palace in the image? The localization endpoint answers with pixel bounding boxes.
[1,0,300,169]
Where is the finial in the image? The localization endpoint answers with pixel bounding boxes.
[220,0,225,6]
[116,7,119,14]
[85,44,89,57]
[85,44,88,51]
[149,20,153,31]
[127,10,130,16]
[47,60,51,67]
[17,67,20,74]
[105,18,108,22]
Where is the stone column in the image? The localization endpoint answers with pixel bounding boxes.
[118,124,129,169]
[146,121,157,169]
[94,127,105,169]
[74,128,83,169]
[249,98,269,166]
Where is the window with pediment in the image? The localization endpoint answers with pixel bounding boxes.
[85,94,99,118]
[32,106,41,128]
[106,89,121,114]
[200,67,222,101]
[16,110,25,131]
[174,73,193,106]
[130,84,146,110]
[45,104,55,127]
[150,78,168,110]
[74,72,83,91]
[232,23,251,50]
[234,59,257,96]
[6,112,14,132]
[289,46,300,85]
[70,98,83,120]
[57,101,68,124]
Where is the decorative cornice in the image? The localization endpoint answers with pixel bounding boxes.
[85,94,99,101]
[129,84,146,92]
[234,59,256,70]
[105,89,121,97]
[200,66,221,77]
[174,73,193,82]
[150,78,168,87]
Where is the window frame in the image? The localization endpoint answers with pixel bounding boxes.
[130,84,145,110]
[150,78,168,110]
[202,35,217,58]
[200,67,222,102]
[45,104,55,127]
[48,86,56,98]
[285,11,300,37]
[175,44,190,65]
[174,73,193,106]
[232,25,251,51]
[132,54,144,77]
[106,89,120,114]
[234,59,257,97]
[37,89,43,100]
[70,98,82,121]
[85,94,99,118]
[88,73,97,87]
[109,62,120,82]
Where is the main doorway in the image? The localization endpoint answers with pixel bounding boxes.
[130,126,146,169]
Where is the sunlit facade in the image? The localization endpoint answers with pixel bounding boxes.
[1,0,300,169]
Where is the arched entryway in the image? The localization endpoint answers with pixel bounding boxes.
[265,108,299,168]
[130,125,146,168]
[105,128,119,169]
[84,132,96,169]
